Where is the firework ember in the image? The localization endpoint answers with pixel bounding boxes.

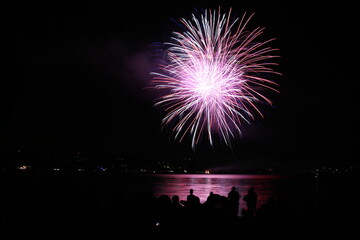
[151,8,280,149]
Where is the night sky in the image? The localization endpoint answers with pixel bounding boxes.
[4,1,358,167]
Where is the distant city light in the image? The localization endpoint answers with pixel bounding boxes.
[96,166,107,172]
[17,165,30,170]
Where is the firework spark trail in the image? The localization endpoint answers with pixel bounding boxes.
[151,8,281,149]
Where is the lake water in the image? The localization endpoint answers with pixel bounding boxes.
[3,172,310,217]
[107,174,295,216]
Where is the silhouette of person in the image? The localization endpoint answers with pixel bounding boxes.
[228,186,240,217]
[186,189,200,208]
[171,195,184,227]
[244,187,257,217]
[172,195,183,209]
[206,192,215,204]
[204,191,222,209]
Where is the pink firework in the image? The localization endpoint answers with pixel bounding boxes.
[151,8,280,148]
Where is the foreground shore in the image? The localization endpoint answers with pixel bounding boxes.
[2,171,359,239]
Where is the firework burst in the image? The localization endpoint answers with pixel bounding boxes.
[151,8,281,149]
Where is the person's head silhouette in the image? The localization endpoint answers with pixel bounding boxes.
[172,195,180,204]
[190,189,194,195]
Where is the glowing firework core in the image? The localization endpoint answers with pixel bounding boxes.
[151,8,280,148]
[191,64,224,99]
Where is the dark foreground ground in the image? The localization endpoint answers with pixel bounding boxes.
[1,171,359,240]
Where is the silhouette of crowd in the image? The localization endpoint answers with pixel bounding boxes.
[121,183,358,240]
[124,186,263,239]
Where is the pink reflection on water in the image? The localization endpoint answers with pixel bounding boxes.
[149,174,287,216]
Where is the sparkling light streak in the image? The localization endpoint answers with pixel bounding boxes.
[151,8,281,149]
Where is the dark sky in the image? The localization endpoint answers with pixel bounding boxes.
[4,0,358,166]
